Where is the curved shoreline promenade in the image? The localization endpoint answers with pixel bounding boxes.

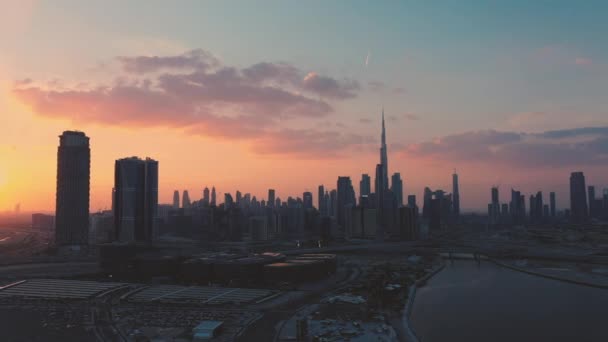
[487,257,608,290]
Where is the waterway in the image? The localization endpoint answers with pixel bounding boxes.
[410,260,608,342]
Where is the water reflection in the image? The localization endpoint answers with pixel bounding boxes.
[410,260,608,342]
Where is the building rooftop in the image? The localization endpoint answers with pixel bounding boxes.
[193,320,224,332]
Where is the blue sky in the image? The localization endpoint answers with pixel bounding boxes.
[8,0,606,138]
[1,0,607,211]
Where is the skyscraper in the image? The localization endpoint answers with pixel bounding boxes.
[452,172,460,217]
[490,187,500,222]
[268,189,276,208]
[529,194,536,219]
[114,157,158,242]
[550,192,556,217]
[570,172,588,223]
[603,189,608,218]
[203,187,210,206]
[173,190,180,209]
[329,190,337,218]
[318,185,325,212]
[535,191,543,220]
[379,108,389,191]
[510,189,524,223]
[391,173,403,207]
[422,187,432,218]
[407,195,416,209]
[588,185,597,218]
[303,192,313,209]
[360,174,371,198]
[55,131,90,247]
[182,190,191,209]
[211,187,217,206]
[224,193,234,209]
[375,164,386,227]
[236,190,242,206]
[337,177,354,230]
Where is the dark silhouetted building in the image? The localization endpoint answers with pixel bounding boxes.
[360,174,371,198]
[452,172,460,217]
[407,195,416,209]
[391,172,403,207]
[550,192,556,217]
[501,203,509,218]
[173,190,180,209]
[534,191,543,221]
[89,211,114,244]
[203,187,210,206]
[337,177,355,231]
[587,185,603,218]
[429,199,442,232]
[55,131,90,248]
[375,164,386,220]
[570,172,588,223]
[329,189,337,218]
[224,193,234,209]
[588,186,595,217]
[211,187,217,206]
[114,157,158,242]
[510,189,525,224]
[182,190,191,209]
[379,108,389,191]
[603,189,608,218]
[303,192,313,209]
[268,189,276,208]
[398,206,418,240]
[318,185,325,214]
[236,191,242,206]
[490,187,499,222]
[529,194,536,220]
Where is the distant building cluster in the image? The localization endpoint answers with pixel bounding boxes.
[486,171,608,225]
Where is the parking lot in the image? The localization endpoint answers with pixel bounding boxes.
[127,284,276,305]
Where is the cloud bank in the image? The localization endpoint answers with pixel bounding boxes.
[405,127,608,167]
[13,49,368,157]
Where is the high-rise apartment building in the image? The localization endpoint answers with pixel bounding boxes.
[55,131,90,247]
[570,172,588,223]
[114,157,158,242]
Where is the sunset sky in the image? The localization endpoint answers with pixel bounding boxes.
[1,0,607,212]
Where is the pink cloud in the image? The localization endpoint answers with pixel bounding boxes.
[13,49,367,157]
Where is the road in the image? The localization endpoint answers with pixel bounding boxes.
[236,264,362,342]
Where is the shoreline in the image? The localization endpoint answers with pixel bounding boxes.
[486,257,608,290]
[401,261,446,342]
[403,253,608,341]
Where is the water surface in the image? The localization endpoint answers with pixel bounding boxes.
[411,260,608,342]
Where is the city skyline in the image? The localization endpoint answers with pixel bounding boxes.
[1,117,607,214]
[19,122,608,218]
[2,1,608,211]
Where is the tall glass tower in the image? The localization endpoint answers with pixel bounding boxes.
[55,131,90,247]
